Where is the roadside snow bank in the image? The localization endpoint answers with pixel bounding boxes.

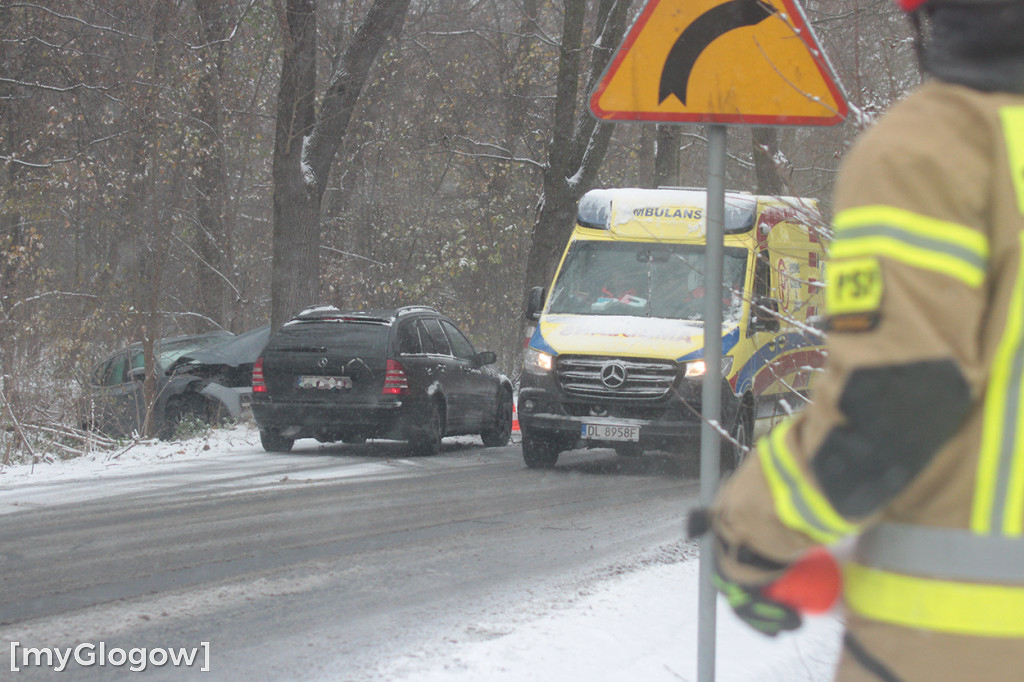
[373,545,844,682]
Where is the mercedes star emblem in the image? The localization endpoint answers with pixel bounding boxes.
[600,361,627,388]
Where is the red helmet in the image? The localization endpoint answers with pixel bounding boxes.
[896,0,929,8]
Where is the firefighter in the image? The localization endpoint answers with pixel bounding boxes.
[701,0,1024,680]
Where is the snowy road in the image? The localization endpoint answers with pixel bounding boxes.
[0,428,702,680]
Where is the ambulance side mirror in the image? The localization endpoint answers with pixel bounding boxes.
[525,286,545,321]
[750,296,781,333]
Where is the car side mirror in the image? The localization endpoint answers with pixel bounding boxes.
[525,286,545,321]
[476,350,497,366]
[749,296,781,333]
[129,367,147,382]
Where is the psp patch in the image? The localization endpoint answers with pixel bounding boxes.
[825,257,883,330]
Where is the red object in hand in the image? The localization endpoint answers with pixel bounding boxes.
[763,547,842,614]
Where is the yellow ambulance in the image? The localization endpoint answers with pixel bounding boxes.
[519,187,828,469]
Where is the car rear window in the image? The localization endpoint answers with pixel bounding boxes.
[269,320,391,355]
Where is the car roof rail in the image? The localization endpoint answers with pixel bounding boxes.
[293,304,342,319]
[396,305,438,316]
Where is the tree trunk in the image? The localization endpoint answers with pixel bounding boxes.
[270,0,410,330]
[141,0,177,439]
[655,125,682,187]
[638,125,656,188]
[522,0,633,298]
[752,127,786,196]
[271,0,319,329]
[193,0,233,330]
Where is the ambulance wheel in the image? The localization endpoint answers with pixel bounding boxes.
[522,432,560,469]
[721,407,752,473]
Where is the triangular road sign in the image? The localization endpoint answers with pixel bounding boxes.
[590,0,848,126]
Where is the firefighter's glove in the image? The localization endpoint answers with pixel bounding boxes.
[688,507,801,637]
[711,569,802,637]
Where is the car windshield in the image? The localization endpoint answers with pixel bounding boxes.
[137,334,233,372]
[546,241,747,323]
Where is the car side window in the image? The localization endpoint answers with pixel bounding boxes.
[416,320,439,354]
[753,250,771,299]
[398,321,422,355]
[421,319,451,356]
[90,363,107,387]
[440,320,476,362]
[100,353,129,387]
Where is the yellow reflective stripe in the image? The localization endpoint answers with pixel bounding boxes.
[845,562,1024,637]
[832,205,988,288]
[1002,106,1024,216]
[757,421,859,544]
[974,232,1024,535]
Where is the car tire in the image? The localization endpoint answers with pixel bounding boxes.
[614,443,644,457]
[260,430,295,453]
[721,405,752,474]
[481,388,513,447]
[410,399,443,456]
[160,393,206,441]
[522,432,560,469]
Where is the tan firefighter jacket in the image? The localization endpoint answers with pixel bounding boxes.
[712,80,1024,681]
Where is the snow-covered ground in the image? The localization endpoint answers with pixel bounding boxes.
[1,424,844,681]
[372,555,844,682]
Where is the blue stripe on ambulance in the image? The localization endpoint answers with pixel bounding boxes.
[677,327,741,362]
[528,325,558,356]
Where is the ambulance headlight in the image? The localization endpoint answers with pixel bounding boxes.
[524,348,554,374]
[685,356,734,378]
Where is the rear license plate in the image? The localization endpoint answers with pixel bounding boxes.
[581,423,640,442]
[297,375,353,390]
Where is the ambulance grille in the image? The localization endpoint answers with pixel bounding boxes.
[556,356,678,400]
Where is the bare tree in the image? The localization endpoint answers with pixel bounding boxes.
[270,0,411,330]
[522,0,634,297]
[751,127,787,196]
[192,0,234,330]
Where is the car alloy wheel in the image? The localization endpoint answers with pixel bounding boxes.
[410,399,443,456]
[481,389,513,447]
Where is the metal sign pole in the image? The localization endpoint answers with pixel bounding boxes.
[585,6,848,680]
[697,123,727,682]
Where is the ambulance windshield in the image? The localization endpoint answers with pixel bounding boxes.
[546,241,747,322]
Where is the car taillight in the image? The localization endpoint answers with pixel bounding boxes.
[252,357,267,393]
[382,359,409,395]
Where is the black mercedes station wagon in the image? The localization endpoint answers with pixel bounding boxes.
[251,305,514,455]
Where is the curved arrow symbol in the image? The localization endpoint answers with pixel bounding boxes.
[659,0,777,105]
